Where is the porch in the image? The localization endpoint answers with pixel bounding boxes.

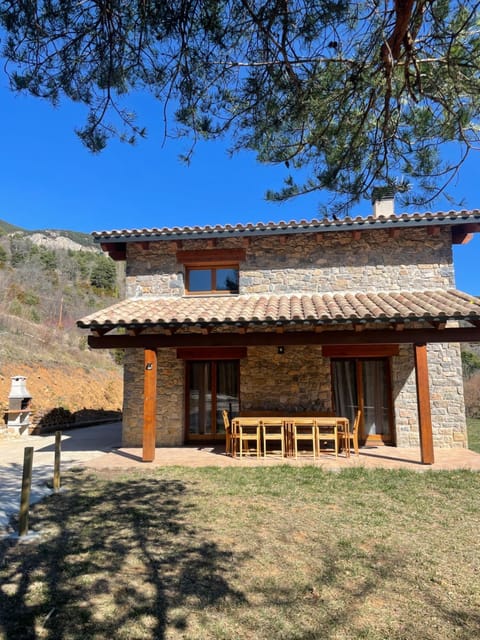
[83,442,480,471]
[80,289,480,465]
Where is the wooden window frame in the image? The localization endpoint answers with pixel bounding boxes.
[185,264,239,295]
[177,248,245,296]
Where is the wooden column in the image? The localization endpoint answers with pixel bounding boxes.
[413,343,435,465]
[143,348,157,462]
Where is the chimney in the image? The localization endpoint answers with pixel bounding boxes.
[372,187,395,218]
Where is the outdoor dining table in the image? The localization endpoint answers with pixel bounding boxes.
[231,415,350,458]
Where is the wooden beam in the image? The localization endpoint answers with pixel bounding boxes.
[91,328,109,337]
[389,228,400,239]
[427,226,440,237]
[87,325,480,349]
[452,223,480,244]
[322,344,400,358]
[142,348,157,462]
[454,232,474,245]
[127,327,145,336]
[414,343,434,465]
[176,248,246,264]
[99,242,127,261]
[177,347,247,360]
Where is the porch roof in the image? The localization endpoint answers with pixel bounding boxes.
[77,288,480,332]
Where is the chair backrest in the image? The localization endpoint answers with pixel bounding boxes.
[235,417,261,426]
[352,410,361,434]
[261,417,284,427]
[293,417,316,427]
[222,409,230,431]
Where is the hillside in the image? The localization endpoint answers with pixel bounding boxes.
[0,218,124,433]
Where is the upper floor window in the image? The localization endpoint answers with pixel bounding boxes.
[187,266,239,294]
[177,247,245,296]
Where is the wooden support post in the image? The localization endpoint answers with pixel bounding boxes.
[143,348,157,462]
[53,431,61,492]
[19,446,34,537]
[414,343,435,465]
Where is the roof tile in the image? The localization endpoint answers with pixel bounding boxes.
[77,289,480,330]
[92,210,480,242]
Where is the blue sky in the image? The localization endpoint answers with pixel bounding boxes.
[0,81,478,295]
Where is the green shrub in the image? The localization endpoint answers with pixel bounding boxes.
[90,256,117,291]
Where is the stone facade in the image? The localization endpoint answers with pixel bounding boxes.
[125,227,454,297]
[123,348,184,447]
[121,224,467,449]
[392,343,467,448]
[240,346,332,414]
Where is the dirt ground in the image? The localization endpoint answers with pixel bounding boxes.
[0,362,123,419]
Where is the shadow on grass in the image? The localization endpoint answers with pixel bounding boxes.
[1,467,479,639]
[0,471,245,640]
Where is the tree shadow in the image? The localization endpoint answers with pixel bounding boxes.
[32,408,122,434]
[0,472,246,639]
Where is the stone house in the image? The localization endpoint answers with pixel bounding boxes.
[78,203,480,464]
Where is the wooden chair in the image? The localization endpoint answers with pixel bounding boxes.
[261,418,285,458]
[292,417,317,459]
[315,417,338,458]
[338,410,361,457]
[222,409,238,457]
[233,417,261,458]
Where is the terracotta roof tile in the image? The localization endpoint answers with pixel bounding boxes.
[77,289,480,330]
[92,210,480,242]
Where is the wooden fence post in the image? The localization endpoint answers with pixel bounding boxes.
[53,431,61,492]
[19,446,34,537]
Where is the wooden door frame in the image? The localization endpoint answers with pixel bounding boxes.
[184,359,240,443]
[330,355,395,445]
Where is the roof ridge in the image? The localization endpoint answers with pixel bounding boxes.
[92,209,480,240]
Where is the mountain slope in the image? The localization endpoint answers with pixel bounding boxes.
[0,218,123,432]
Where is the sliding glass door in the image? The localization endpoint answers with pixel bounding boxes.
[332,358,393,444]
[186,360,239,441]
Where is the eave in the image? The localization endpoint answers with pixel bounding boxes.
[95,211,480,260]
[87,325,480,349]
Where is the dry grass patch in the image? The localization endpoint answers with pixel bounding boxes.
[0,466,479,639]
[467,418,480,453]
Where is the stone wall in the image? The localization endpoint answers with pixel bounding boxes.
[240,345,332,412]
[392,343,467,448]
[122,347,184,447]
[125,227,454,297]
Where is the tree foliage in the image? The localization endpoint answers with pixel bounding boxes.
[462,349,480,378]
[90,256,117,292]
[2,1,480,213]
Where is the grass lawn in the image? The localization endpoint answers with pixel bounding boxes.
[1,466,479,640]
[467,418,480,453]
